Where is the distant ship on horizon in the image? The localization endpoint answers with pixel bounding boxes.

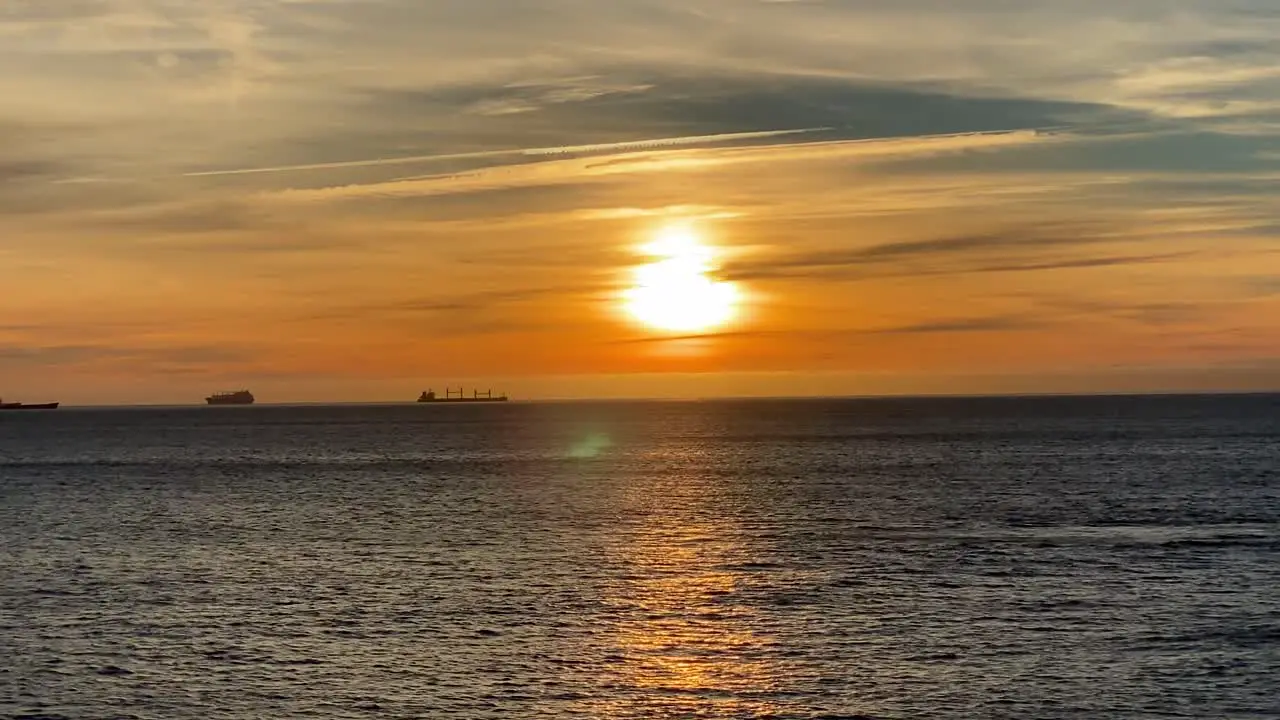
[206,390,255,405]
[0,397,59,410]
[417,388,508,403]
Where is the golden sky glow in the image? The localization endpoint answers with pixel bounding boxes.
[1,1,1279,403]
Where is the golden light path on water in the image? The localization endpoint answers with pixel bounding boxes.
[585,460,788,717]
[622,224,739,333]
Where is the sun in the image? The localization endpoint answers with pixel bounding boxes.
[623,224,739,333]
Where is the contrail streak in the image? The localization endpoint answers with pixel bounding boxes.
[181,127,831,178]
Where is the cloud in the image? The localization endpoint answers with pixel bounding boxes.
[720,223,1139,282]
[832,227,1094,262]
[1241,276,1280,297]
[607,315,1043,344]
[255,128,1055,206]
[1030,297,1214,327]
[0,0,113,25]
[865,316,1042,335]
[180,127,830,178]
[890,128,1280,176]
[970,252,1194,275]
[0,344,250,367]
[298,286,580,323]
[0,160,60,183]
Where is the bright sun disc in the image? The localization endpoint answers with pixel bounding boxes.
[624,225,738,332]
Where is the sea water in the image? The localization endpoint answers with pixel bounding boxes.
[2,395,1278,719]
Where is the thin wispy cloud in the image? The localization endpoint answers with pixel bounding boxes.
[257,129,1057,205]
[181,127,831,178]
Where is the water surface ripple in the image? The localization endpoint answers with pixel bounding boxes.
[2,395,1278,719]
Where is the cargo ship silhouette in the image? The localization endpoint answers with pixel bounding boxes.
[206,390,255,405]
[417,388,508,403]
[0,397,59,410]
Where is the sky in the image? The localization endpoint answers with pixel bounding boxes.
[2,0,1278,404]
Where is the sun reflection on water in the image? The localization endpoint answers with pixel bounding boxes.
[578,470,794,717]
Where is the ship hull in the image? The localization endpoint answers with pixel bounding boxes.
[418,397,508,403]
[0,402,59,410]
[206,391,255,405]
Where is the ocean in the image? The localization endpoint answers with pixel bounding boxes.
[2,395,1278,719]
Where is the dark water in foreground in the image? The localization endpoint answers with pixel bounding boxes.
[2,395,1279,719]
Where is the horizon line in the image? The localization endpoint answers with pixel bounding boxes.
[37,388,1280,410]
